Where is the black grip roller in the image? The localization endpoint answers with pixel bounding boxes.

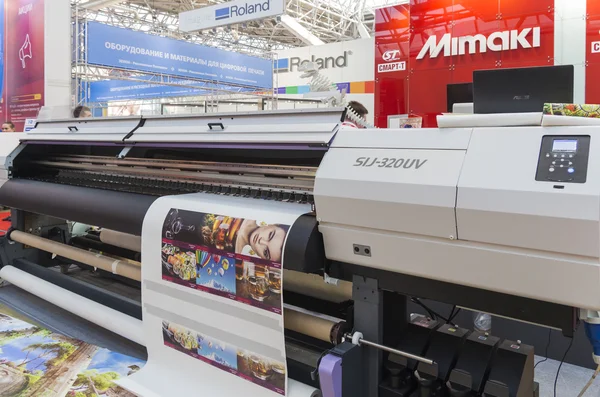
[0,179,157,235]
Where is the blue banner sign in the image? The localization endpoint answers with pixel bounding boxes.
[88,77,254,102]
[86,22,273,89]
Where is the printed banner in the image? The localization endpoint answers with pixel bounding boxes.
[0,308,145,397]
[86,22,273,89]
[124,194,311,397]
[88,77,254,102]
[161,209,285,314]
[543,103,600,118]
[5,0,45,131]
[162,320,286,394]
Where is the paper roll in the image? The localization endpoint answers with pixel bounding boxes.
[10,230,141,281]
[0,265,144,345]
[436,112,542,128]
[289,379,322,397]
[284,270,352,302]
[284,308,336,343]
[100,229,142,252]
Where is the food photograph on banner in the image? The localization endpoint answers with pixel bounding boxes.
[161,319,286,394]
[161,208,285,313]
[124,194,312,397]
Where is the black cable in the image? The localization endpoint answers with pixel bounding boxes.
[534,329,552,369]
[411,297,449,322]
[554,337,574,397]
[447,305,456,324]
[449,308,462,324]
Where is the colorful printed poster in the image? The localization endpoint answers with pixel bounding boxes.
[5,0,45,131]
[0,309,145,397]
[543,103,600,118]
[161,209,285,314]
[162,320,286,394]
[126,193,311,397]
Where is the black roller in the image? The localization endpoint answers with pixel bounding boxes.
[284,214,325,273]
[0,180,157,235]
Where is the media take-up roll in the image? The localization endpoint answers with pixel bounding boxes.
[119,193,319,397]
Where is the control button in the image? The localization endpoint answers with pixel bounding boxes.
[553,154,558,158]
[569,161,573,166]
[561,154,566,158]
[549,167,555,172]
[569,154,574,158]
[552,161,556,165]
[546,153,550,158]
[568,168,575,174]
[560,164,564,168]
[560,159,566,163]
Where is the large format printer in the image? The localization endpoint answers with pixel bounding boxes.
[0,108,599,396]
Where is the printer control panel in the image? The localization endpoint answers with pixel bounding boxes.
[536,135,590,184]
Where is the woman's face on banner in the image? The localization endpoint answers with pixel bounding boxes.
[249,224,287,263]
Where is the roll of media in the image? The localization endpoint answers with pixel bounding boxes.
[9,230,142,280]
[0,265,144,345]
[122,193,314,397]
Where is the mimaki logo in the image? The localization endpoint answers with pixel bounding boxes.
[215,0,272,20]
[417,27,541,60]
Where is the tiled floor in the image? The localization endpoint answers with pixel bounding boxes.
[535,356,600,397]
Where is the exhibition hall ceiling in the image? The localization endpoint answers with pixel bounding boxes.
[74,0,408,55]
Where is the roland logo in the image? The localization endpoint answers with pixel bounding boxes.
[513,94,531,100]
[354,157,428,170]
[416,27,541,60]
[289,51,351,72]
[215,0,271,20]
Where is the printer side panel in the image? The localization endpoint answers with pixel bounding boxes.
[456,126,600,259]
[314,129,471,268]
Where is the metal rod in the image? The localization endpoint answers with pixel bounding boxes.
[347,334,435,366]
[44,155,318,177]
[31,160,314,190]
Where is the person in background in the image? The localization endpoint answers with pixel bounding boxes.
[1,122,15,132]
[73,105,92,118]
[342,101,369,128]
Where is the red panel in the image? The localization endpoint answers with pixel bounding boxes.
[410,0,455,71]
[408,67,452,128]
[375,75,409,127]
[586,1,600,103]
[452,0,501,70]
[375,0,557,127]
[499,3,554,68]
[499,0,553,18]
[375,4,410,127]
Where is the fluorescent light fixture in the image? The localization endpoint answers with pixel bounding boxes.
[279,14,324,46]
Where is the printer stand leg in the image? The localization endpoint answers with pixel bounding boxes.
[353,275,383,397]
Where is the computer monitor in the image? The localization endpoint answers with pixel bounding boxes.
[473,65,574,114]
[447,83,473,113]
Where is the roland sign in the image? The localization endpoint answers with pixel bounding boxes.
[289,51,351,72]
[417,27,541,59]
[222,0,270,18]
[179,0,284,32]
